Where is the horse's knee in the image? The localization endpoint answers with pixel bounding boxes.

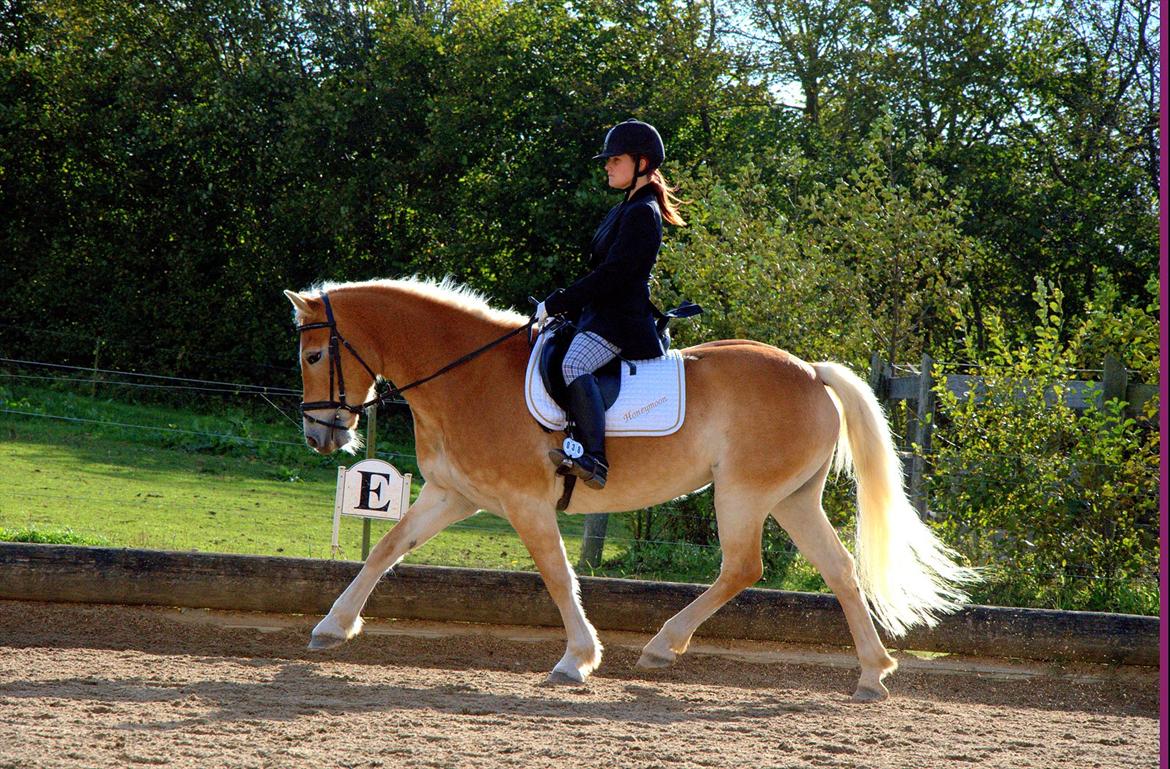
[721,556,763,589]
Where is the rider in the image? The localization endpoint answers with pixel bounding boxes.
[535,119,686,490]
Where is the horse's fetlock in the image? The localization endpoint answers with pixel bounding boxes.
[569,640,602,668]
[860,651,897,682]
[645,631,685,658]
[556,647,598,680]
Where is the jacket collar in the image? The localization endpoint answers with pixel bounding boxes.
[625,183,657,204]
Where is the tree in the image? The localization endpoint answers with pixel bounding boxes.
[655,128,987,367]
[798,135,982,364]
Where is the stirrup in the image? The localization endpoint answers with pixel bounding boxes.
[580,456,608,490]
[549,449,575,474]
[548,450,607,490]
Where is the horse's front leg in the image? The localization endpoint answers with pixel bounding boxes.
[310,482,477,649]
[505,502,602,684]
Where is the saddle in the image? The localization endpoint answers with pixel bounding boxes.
[535,301,702,415]
[526,303,701,510]
[525,301,702,438]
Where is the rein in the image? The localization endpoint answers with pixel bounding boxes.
[296,292,535,430]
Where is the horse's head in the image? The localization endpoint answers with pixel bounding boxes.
[284,289,376,455]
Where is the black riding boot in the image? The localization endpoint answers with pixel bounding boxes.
[549,374,609,490]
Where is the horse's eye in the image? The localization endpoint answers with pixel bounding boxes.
[306,352,322,365]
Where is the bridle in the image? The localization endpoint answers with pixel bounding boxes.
[295,293,382,431]
[295,292,536,436]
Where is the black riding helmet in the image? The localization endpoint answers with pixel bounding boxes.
[593,119,665,194]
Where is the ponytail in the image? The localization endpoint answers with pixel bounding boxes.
[648,169,686,226]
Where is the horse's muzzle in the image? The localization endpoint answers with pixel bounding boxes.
[302,414,356,455]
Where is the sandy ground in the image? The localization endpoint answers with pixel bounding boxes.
[0,600,1157,769]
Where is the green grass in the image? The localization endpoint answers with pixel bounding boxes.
[3,380,1153,614]
[0,380,827,592]
[0,382,590,568]
[597,536,828,592]
[0,526,109,546]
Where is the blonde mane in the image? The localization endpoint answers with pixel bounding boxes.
[309,276,528,325]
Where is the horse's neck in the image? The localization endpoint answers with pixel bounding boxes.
[349,286,521,408]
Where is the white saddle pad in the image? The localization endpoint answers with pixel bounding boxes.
[524,329,686,437]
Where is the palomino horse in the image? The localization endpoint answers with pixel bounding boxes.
[284,277,975,701]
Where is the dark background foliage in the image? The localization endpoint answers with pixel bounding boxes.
[0,0,1158,385]
[0,0,1159,613]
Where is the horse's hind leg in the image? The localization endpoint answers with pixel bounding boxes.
[637,486,767,669]
[309,482,477,649]
[504,502,602,684]
[770,464,898,702]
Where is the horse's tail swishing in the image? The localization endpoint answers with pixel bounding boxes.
[813,362,978,638]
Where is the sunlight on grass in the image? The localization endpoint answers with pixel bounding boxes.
[0,385,583,566]
[1,384,810,591]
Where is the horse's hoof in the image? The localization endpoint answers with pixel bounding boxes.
[851,684,889,703]
[545,670,586,686]
[308,633,346,651]
[636,649,676,669]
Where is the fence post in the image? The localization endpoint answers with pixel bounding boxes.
[579,514,609,570]
[362,404,377,560]
[1101,354,1128,410]
[908,353,934,518]
[91,337,104,398]
[867,351,886,398]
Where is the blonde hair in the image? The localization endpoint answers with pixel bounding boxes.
[647,169,686,226]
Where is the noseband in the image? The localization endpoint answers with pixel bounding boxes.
[295,292,537,434]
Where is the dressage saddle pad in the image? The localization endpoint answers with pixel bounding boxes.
[524,328,687,437]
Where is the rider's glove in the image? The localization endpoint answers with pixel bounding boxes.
[535,301,550,328]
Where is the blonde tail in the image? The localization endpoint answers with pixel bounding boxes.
[814,362,978,637]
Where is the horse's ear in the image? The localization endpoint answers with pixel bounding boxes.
[284,290,315,315]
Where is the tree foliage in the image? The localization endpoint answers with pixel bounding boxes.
[930,280,1159,613]
[1,0,1157,382]
[655,129,985,367]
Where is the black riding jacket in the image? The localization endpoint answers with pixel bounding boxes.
[543,184,665,360]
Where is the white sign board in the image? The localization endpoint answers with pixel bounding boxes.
[331,458,412,556]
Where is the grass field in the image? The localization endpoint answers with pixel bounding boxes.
[0,383,594,569]
[1,380,829,591]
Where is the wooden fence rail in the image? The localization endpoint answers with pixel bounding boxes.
[579,353,1157,562]
[873,354,1157,414]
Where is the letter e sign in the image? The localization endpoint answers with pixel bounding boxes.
[338,459,411,521]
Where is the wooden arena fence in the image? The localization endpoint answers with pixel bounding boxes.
[0,543,1156,667]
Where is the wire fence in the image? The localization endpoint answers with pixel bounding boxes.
[1,352,1159,611]
[0,321,300,377]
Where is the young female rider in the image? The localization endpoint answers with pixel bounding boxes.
[535,119,686,490]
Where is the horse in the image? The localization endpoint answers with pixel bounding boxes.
[283,277,976,701]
